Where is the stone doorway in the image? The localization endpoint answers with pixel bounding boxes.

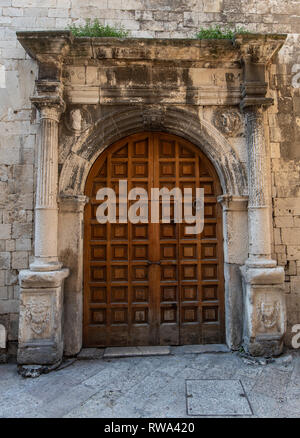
[16,32,287,366]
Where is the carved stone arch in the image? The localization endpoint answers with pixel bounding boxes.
[59,106,248,198]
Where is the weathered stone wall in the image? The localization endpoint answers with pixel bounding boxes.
[0,0,299,351]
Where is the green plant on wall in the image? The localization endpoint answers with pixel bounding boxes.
[196,24,251,39]
[68,18,129,37]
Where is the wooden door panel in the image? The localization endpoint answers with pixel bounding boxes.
[84,132,225,347]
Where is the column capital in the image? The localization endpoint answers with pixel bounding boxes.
[31,80,66,122]
[31,98,65,122]
[58,195,89,213]
[217,194,248,211]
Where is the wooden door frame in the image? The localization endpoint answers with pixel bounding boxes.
[82,132,226,347]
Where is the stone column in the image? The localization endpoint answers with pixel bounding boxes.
[245,108,273,265]
[241,107,285,356]
[17,99,69,370]
[30,103,64,272]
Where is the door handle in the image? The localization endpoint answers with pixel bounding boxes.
[147,261,161,265]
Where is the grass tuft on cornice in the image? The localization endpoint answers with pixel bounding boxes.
[68,19,129,38]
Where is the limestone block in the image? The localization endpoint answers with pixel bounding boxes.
[12,223,32,239]
[0,224,11,239]
[48,8,69,18]
[109,0,122,9]
[120,0,145,10]
[0,324,7,349]
[222,207,248,264]
[281,228,300,245]
[277,253,287,266]
[224,263,243,349]
[274,198,300,217]
[274,217,294,228]
[0,286,8,299]
[23,7,48,15]
[0,1,12,7]
[0,300,19,314]
[58,199,86,356]
[15,238,31,251]
[294,217,300,227]
[17,269,68,365]
[274,244,286,254]
[12,251,28,270]
[0,135,20,165]
[274,228,282,245]
[19,268,69,288]
[0,270,5,286]
[203,0,222,12]
[288,260,297,276]
[12,164,33,194]
[3,7,23,16]
[0,252,10,269]
[86,67,98,85]
[5,269,17,286]
[55,0,70,7]
[242,266,285,285]
[8,312,19,341]
[291,277,300,294]
[241,262,286,356]
[12,0,56,6]
[135,10,152,20]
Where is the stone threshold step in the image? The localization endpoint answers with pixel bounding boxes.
[77,344,229,360]
[172,344,230,354]
[104,346,171,359]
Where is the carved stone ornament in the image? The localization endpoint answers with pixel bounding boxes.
[65,106,92,135]
[256,299,280,333]
[142,106,165,130]
[213,109,243,137]
[25,298,51,335]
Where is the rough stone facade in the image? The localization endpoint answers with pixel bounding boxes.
[0,0,299,359]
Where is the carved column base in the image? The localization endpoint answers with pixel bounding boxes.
[17,269,69,365]
[240,264,286,357]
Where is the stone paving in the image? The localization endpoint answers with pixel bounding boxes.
[0,349,300,418]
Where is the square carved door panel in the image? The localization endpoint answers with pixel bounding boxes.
[84,133,224,347]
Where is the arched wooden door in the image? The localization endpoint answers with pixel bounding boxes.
[84,132,224,347]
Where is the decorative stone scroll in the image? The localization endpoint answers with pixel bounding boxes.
[213,109,243,137]
[64,106,92,135]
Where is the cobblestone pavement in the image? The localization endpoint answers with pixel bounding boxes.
[1,350,300,418]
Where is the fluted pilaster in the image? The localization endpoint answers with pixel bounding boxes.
[244,108,274,266]
[30,102,65,272]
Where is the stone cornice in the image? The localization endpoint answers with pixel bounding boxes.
[234,33,286,65]
[17,31,287,108]
[17,31,240,63]
[17,31,286,64]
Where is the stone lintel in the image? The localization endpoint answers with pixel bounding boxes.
[19,268,69,289]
